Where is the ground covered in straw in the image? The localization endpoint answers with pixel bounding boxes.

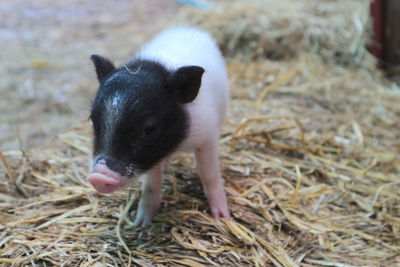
[1,0,400,266]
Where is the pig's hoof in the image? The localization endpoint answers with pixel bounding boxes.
[133,209,155,227]
[210,202,231,221]
[132,194,160,227]
[205,184,231,221]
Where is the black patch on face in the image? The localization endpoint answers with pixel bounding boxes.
[90,57,204,177]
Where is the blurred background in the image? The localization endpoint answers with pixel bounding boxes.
[0,0,181,150]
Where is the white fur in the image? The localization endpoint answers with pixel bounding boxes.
[112,92,121,108]
[136,27,229,151]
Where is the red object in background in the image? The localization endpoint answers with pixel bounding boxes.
[370,0,385,65]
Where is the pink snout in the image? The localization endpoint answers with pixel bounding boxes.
[88,160,123,194]
[88,172,121,194]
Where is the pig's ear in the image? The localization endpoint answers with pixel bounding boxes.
[91,54,116,82]
[167,66,204,103]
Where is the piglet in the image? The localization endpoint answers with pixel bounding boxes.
[87,27,230,226]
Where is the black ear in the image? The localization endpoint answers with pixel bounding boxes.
[90,54,116,82]
[167,66,205,103]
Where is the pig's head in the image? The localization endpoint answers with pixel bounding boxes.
[87,55,204,194]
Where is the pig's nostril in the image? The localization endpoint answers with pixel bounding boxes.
[96,156,106,165]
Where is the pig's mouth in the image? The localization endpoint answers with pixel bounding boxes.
[87,161,131,194]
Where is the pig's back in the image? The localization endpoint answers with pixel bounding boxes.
[136,27,229,149]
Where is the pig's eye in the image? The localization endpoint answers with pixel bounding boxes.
[142,125,156,137]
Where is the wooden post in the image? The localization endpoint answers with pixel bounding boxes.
[370,0,385,65]
[384,0,400,70]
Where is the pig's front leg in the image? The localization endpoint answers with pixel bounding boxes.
[195,141,230,220]
[133,160,166,227]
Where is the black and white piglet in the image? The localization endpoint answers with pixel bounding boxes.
[87,27,229,226]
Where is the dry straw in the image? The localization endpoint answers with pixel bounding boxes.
[1,0,400,266]
[173,0,375,68]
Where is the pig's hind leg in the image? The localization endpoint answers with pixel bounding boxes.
[195,141,230,220]
[133,159,168,227]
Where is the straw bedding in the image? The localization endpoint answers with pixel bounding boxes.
[172,0,374,68]
[1,0,400,266]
